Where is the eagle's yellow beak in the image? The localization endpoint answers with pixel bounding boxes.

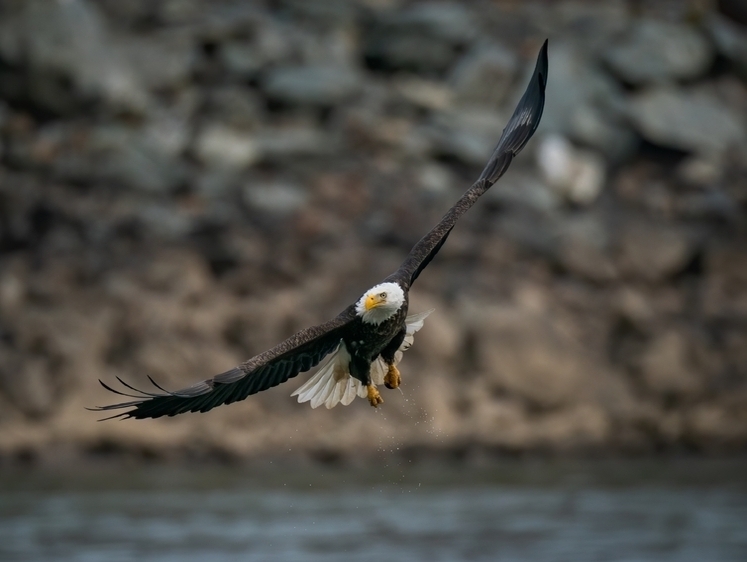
[365,294,385,311]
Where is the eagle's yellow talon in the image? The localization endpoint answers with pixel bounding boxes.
[384,365,401,389]
[367,384,383,407]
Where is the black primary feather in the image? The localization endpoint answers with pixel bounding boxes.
[388,39,548,287]
[90,308,357,419]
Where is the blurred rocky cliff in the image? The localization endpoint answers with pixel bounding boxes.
[0,0,746,463]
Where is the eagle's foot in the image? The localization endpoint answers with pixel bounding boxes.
[384,364,401,389]
[367,384,383,407]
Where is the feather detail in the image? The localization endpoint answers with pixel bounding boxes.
[342,377,360,405]
[292,309,435,409]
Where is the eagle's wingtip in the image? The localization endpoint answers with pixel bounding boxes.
[534,39,549,86]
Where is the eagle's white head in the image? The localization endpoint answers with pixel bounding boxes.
[355,282,405,325]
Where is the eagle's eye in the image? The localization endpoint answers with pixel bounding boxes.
[379,292,387,299]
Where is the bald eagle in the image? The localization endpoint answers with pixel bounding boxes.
[93,40,548,419]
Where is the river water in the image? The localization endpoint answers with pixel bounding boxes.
[0,458,745,562]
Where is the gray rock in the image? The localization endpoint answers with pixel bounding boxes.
[276,0,357,27]
[254,128,339,160]
[417,162,456,195]
[536,134,607,206]
[468,303,605,408]
[0,14,22,62]
[0,102,7,158]
[676,154,725,186]
[89,124,189,192]
[290,27,359,68]
[498,211,561,257]
[604,19,714,85]
[138,204,194,239]
[449,42,517,108]
[157,0,206,25]
[243,182,309,216]
[640,330,704,397]
[485,171,560,213]
[394,76,453,111]
[194,169,242,200]
[707,13,747,76]
[617,221,695,281]
[195,125,260,170]
[0,351,55,419]
[94,0,157,25]
[19,0,149,112]
[364,31,458,74]
[348,103,434,158]
[118,31,197,91]
[220,41,263,78]
[567,104,638,163]
[363,2,475,74]
[557,213,618,282]
[399,2,476,44]
[427,107,508,165]
[8,120,188,192]
[207,86,264,130]
[546,2,631,54]
[627,86,745,156]
[142,112,192,161]
[676,189,739,221]
[262,65,361,105]
[252,19,296,65]
[191,2,264,43]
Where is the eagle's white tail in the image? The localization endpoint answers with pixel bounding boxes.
[291,309,434,409]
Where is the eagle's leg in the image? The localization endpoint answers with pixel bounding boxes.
[381,328,406,390]
[350,355,383,407]
[384,365,401,390]
[367,384,383,407]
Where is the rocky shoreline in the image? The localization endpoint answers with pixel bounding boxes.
[0,0,746,463]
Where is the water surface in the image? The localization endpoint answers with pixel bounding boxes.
[0,458,745,562]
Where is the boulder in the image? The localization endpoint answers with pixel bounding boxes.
[616,221,695,281]
[640,329,704,397]
[7,120,189,193]
[449,42,517,108]
[604,19,714,85]
[706,13,747,76]
[627,86,745,156]
[118,31,197,91]
[262,65,361,106]
[467,301,606,409]
[363,2,475,73]
[254,128,339,160]
[394,76,453,111]
[485,171,560,213]
[220,40,263,78]
[536,134,606,205]
[702,243,747,318]
[206,86,264,130]
[195,125,260,170]
[427,107,507,165]
[12,0,149,113]
[557,212,618,282]
[243,182,309,216]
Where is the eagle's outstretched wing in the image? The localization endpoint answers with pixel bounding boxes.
[91,307,357,419]
[93,40,548,420]
[387,40,548,287]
